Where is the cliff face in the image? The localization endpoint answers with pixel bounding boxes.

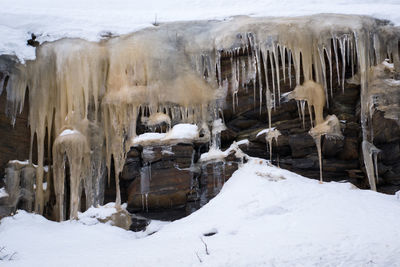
[0,15,399,221]
[0,56,32,183]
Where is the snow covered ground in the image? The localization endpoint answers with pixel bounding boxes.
[1,0,400,62]
[1,157,400,267]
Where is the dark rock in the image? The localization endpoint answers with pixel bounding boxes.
[338,137,359,160]
[126,144,196,212]
[382,171,400,186]
[221,128,238,148]
[372,111,400,144]
[121,156,141,181]
[322,137,345,158]
[129,214,151,232]
[27,34,40,47]
[378,142,400,164]
[289,134,315,158]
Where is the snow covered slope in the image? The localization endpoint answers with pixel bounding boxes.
[1,158,400,266]
[1,0,400,61]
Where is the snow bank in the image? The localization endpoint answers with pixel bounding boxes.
[1,0,400,61]
[1,158,400,266]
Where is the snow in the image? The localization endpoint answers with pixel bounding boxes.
[256,127,276,137]
[132,132,166,144]
[163,123,198,140]
[200,140,248,162]
[33,182,47,191]
[78,202,127,225]
[59,129,79,137]
[0,187,9,199]
[1,157,400,266]
[7,160,30,165]
[1,0,400,62]
[385,79,400,86]
[132,123,198,145]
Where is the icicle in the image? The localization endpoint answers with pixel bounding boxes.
[318,47,329,107]
[296,100,302,122]
[240,57,246,89]
[307,102,313,127]
[339,36,347,93]
[333,36,341,86]
[267,129,281,163]
[211,118,226,149]
[300,100,306,128]
[281,46,286,84]
[325,46,333,98]
[145,193,149,213]
[230,54,239,112]
[294,51,301,86]
[350,38,355,78]
[309,115,343,183]
[273,44,281,105]
[362,141,381,191]
[254,46,263,114]
[269,51,276,109]
[315,135,323,182]
[288,49,292,88]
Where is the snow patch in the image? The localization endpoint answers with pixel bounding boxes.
[0,187,9,198]
[256,127,276,137]
[78,202,127,226]
[59,129,80,137]
[132,123,198,145]
[200,140,247,162]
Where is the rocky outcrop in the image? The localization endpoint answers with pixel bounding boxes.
[126,144,195,212]
[107,142,244,220]
[1,35,400,223]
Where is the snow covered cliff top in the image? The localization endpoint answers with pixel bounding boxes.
[1,0,400,62]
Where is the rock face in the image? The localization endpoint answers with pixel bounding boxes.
[126,144,195,212]
[110,142,243,219]
[1,35,400,221]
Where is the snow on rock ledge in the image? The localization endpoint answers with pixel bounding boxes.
[132,124,199,146]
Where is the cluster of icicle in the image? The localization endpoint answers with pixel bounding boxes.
[1,14,399,220]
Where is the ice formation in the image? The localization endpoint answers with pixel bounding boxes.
[283,80,326,126]
[1,14,399,218]
[309,115,343,182]
[284,79,344,182]
[0,161,36,216]
[141,112,172,132]
[257,128,281,162]
[348,60,400,189]
[361,141,381,191]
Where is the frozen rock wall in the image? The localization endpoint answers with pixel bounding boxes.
[0,14,399,220]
